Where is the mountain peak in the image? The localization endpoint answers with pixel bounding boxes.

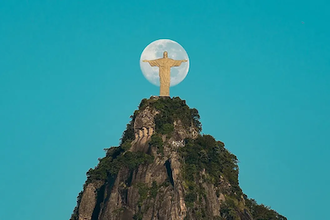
[71,97,286,220]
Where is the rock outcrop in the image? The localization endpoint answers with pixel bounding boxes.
[70,97,286,220]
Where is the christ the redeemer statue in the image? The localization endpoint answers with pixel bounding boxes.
[143,51,187,96]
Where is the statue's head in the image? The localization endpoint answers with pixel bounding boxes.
[163,51,168,58]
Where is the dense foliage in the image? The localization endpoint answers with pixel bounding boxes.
[121,97,201,144]
[180,135,241,199]
[86,146,154,184]
[120,119,135,145]
[139,97,202,134]
[244,196,287,220]
[180,135,286,220]
[179,135,243,220]
[149,134,164,155]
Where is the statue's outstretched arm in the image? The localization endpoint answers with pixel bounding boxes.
[172,59,188,67]
[143,60,159,67]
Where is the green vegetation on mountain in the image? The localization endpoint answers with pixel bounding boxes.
[138,97,202,134]
[244,196,287,220]
[149,134,164,155]
[86,147,154,184]
[180,135,242,210]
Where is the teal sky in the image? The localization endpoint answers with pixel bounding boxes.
[1,1,329,219]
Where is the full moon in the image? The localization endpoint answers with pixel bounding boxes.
[140,39,190,87]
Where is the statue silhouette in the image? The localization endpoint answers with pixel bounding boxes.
[143,51,187,96]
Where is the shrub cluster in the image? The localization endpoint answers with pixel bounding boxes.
[180,135,240,193]
[149,134,164,155]
[139,97,202,134]
[86,146,154,184]
[244,195,287,220]
[179,134,242,218]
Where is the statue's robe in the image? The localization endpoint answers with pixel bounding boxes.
[146,58,186,96]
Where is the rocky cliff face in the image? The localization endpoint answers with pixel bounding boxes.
[70,97,286,220]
